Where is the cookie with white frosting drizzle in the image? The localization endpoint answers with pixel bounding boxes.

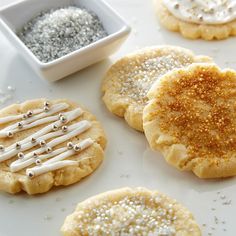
[0,99,106,195]
[61,187,201,236]
[155,0,236,40]
[102,46,212,131]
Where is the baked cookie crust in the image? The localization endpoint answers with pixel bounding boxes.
[0,99,106,195]
[154,0,236,40]
[144,63,236,178]
[102,46,212,132]
[61,187,201,236]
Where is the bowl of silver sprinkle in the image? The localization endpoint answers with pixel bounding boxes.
[18,6,108,63]
[0,0,131,81]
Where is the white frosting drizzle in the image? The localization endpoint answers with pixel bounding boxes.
[0,103,69,137]
[163,0,236,25]
[26,160,78,177]
[45,138,94,164]
[10,138,93,172]
[0,109,84,162]
[7,108,82,151]
[0,102,96,178]
[10,147,67,172]
[2,120,91,163]
[0,108,42,124]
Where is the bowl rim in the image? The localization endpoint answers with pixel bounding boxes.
[0,0,131,68]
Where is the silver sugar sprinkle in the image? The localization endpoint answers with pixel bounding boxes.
[18,6,107,63]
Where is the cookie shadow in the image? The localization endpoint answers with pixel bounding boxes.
[141,148,236,193]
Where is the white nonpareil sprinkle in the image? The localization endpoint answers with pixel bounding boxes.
[18,6,108,63]
[76,196,177,235]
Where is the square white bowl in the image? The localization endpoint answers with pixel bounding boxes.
[0,0,131,82]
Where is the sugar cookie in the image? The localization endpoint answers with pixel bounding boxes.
[102,46,212,131]
[154,0,236,40]
[0,99,106,194]
[61,187,201,236]
[144,63,236,178]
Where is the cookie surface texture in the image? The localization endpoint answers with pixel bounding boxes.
[61,187,201,236]
[0,99,106,195]
[102,46,212,131]
[154,0,236,40]
[144,63,236,178]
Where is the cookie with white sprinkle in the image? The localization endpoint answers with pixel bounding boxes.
[144,63,236,178]
[102,46,212,131]
[155,0,236,40]
[0,99,106,195]
[61,187,201,236]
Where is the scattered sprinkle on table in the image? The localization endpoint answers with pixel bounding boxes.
[202,191,232,235]
[18,6,108,63]
[0,85,15,106]
[44,214,53,221]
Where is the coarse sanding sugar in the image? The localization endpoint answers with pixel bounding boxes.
[18,6,108,63]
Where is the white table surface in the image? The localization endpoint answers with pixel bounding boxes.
[0,0,236,236]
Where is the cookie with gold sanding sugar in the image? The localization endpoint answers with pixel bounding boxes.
[144,63,236,178]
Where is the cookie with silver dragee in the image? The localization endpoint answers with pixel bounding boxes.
[154,0,236,40]
[0,99,106,194]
